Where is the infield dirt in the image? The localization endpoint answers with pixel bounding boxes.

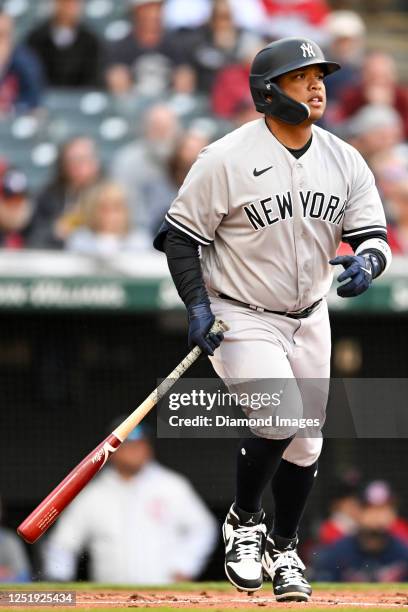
[1,583,408,611]
[71,587,408,608]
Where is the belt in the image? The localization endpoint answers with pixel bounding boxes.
[218,293,322,320]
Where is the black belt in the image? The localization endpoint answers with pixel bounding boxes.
[218,293,322,320]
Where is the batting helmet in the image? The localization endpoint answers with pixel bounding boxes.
[250,37,341,125]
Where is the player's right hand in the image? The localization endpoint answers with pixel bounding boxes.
[187,302,224,356]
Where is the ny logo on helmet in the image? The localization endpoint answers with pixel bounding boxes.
[300,42,315,58]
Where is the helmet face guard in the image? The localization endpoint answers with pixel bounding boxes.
[250,80,311,125]
[249,37,341,125]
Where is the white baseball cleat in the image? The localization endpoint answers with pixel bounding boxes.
[262,534,312,602]
[222,503,267,592]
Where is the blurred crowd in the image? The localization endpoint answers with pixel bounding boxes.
[1,423,218,584]
[4,463,408,584]
[309,475,408,582]
[0,0,407,256]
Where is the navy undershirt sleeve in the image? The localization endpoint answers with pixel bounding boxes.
[162,229,210,307]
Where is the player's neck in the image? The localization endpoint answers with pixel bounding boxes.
[264,116,313,150]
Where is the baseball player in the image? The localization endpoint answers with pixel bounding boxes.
[154,37,391,601]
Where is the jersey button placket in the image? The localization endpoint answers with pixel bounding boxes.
[298,164,313,303]
[292,163,305,309]
[296,162,305,187]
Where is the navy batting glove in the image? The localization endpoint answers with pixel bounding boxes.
[329,255,373,298]
[187,302,224,356]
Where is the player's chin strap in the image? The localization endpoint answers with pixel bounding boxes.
[264,82,310,125]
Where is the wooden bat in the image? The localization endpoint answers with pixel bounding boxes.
[17,319,228,544]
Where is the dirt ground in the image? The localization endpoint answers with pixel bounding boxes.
[2,586,408,610]
[69,588,408,608]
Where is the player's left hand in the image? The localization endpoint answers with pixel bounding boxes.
[329,255,373,298]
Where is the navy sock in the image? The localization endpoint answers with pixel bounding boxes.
[271,459,318,539]
[235,436,293,513]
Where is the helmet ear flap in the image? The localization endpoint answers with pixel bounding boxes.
[263,82,310,125]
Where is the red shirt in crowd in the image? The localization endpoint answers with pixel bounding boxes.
[260,0,330,24]
[211,64,252,119]
[338,85,408,139]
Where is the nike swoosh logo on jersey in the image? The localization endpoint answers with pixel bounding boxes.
[253,165,273,177]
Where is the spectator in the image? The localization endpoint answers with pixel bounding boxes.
[0,12,43,115]
[317,481,362,547]
[343,104,404,166]
[314,489,408,582]
[337,52,408,138]
[0,496,31,582]
[260,0,330,43]
[384,179,408,254]
[0,167,34,249]
[29,137,102,249]
[163,0,211,30]
[364,149,408,252]
[43,423,218,584]
[370,147,408,218]
[211,35,263,119]
[163,0,266,33]
[230,97,260,127]
[105,0,193,98]
[363,481,408,544]
[26,0,103,88]
[145,128,211,233]
[66,181,151,256]
[111,104,180,234]
[188,0,254,93]
[323,10,366,104]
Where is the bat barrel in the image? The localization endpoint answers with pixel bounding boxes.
[17,434,122,544]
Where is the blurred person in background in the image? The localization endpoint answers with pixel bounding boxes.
[187,0,255,93]
[26,0,103,88]
[384,178,408,254]
[313,482,408,582]
[0,167,34,249]
[371,148,408,202]
[259,0,330,43]
[323,10,366,105]
[105,0,194,98]
[163,0,266,33]
[343,104,405,167]
[337,52,408,138]
[145,129,211,234]
[44,423,218,584]
[0,496,31,582]
[163,0,211,30]
[211,35,264,119]
[0,12,43,115]
[362,481,408,544]
[337,103,407,252]
[66,181,151,256]
[370,144,408,223]
[229,97,260,128]
[317,479,362,547]
[28,136,102,249]
[111,104,180,234]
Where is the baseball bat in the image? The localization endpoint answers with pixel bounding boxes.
[17,319,228,544]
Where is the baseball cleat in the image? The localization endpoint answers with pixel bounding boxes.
[262,534,312,602]
[222,503,267,592]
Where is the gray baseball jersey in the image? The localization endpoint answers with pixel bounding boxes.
[165,119,387,312]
